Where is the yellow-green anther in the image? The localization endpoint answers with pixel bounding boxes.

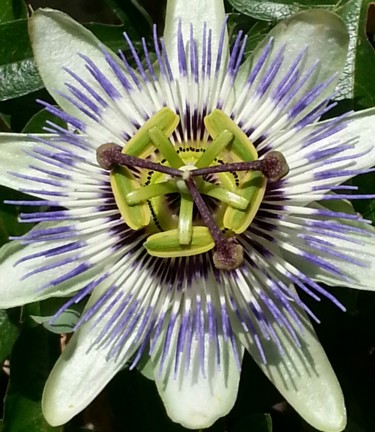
[123,107,179,158]
[178,194,194,245]
[125,181,178,205]
[202,109,265,235]
[205,109,257,162]
[200,181,249,210]
[216,172,237,192]
[144,227,215,258]
[224,172,266,233]
[148,126,184,168]
[195,129,233,168]
[111,166,151,230]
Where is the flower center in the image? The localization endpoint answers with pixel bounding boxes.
[96,108,289,270]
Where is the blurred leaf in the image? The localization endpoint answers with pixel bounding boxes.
[349,171,375,224]
[108,369,186,432]
[22,108,66,133]
[227,353,280,431]
[314,288,375,432]
[0,309,19,364]
[3,324,61,432]
[0,89,53,132]
[227,0,336,21]
[0,113,11,132]
[0,19,43,101]
[227,12,273,58]
[64,428,92,432]
[0,0,27,23]
[0,187,38,247]
[336,0,375,107]
[230,413,272,431]
[243,20,274,57]
[84,22,129,52]
[30,311,79,334]
[30,297,85,335]
[103,0,153,32]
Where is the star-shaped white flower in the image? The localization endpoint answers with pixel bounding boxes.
[1,1,375,431]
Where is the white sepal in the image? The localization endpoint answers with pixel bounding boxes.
[239,290,346,432]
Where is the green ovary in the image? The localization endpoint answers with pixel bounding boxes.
[109,108,266,258]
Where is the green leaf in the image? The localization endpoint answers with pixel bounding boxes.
[0,309,19,364]
[84,22,129,52]
[336,0,375,107]
[0,0,26,23]
[350,172,375,224]
[103,0,152,33]
[30,297,85,335]
[22,108,66,133]
[0,186,38,247]
[227,0,337,21]
[0,89,49,132]
[242,19,274,58]
[3,324,62,432]
[108,370,186,432]
[231,413,272,431]
[0,112,11,132]
[0,19,43,101]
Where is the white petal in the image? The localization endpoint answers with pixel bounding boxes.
[43,252,168,425]
[315,225,375,290]
[261,108,375,207]
[0,133,60,198]
[0,132,115,208]
[282,201,375,290]
[240,302,346,432]
[29,9,132,124]
[163,0,227,78]
[0,222,106,308]
[239,9,348,93]
[233,10,348,137]
[152,323,243,430]
[42,280,126,426]
[321,108,375,175]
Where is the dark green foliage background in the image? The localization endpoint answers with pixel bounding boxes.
[0,0,374,431]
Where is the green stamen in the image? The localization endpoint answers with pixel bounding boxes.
[195,129,233,168]
[110,165,151,230]
[204,110,266,234]
[148,126,184,168]
[125,181,178,205]
[199,181,249,210]
[223,172,265,233]
[205,109,257,161]
[123,107,179,158]
[178,194,194,245]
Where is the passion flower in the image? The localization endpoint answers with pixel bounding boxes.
[0,2,375,431]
